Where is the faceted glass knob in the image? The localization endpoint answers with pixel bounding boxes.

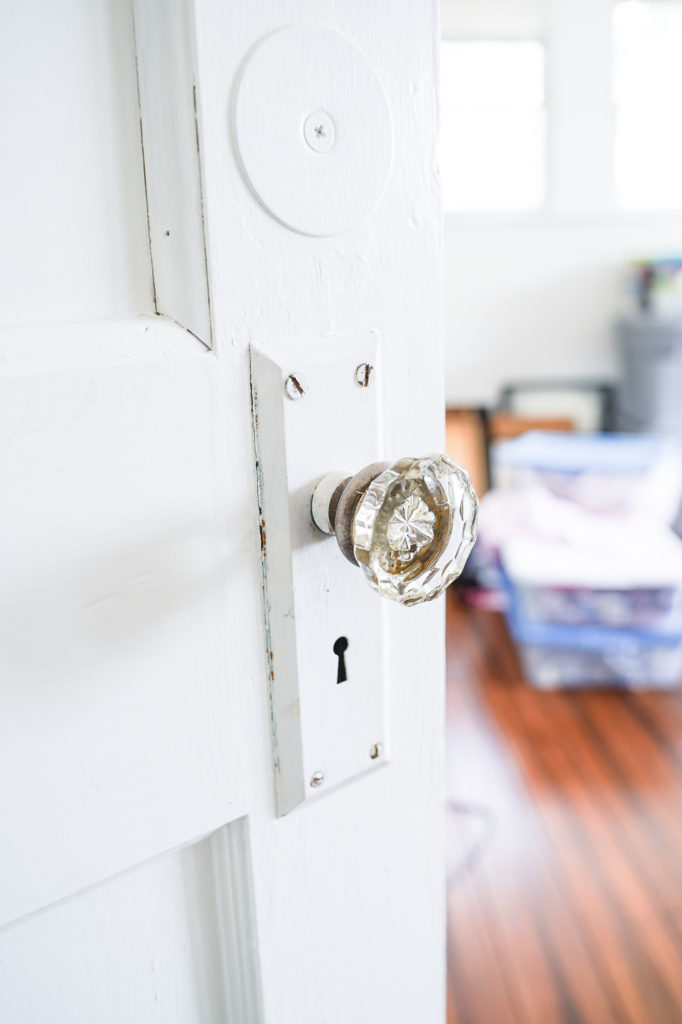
[311,454,479,607]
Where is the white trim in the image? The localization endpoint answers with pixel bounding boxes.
[132,0,213,347]
[211,819,265,1024]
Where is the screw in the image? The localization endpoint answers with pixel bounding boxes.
[303,111,335,153]
[355,363,374,388]
[285,374,307,400]
[310,771,325,788]
[369,743,383,760]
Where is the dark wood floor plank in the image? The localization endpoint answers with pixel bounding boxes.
[447,628,619,1022]
[580,695,682,846]
[473,699,626,1024]
[509,685,682,935]
[446,598,682,1024]
[489,685,682,1024]
[560,697,682,926]
[447,815,524,1024]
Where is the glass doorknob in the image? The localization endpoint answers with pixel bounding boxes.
[311,454,479,606]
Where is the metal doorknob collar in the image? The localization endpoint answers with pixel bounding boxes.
[311,454,479,606]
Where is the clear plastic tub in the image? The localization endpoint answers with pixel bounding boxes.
[506,612,682,690]
[513,582,682,631]
[492,431,682,523]
[501,532,682,632]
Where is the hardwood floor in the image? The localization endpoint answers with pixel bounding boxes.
[445,596,682,1024]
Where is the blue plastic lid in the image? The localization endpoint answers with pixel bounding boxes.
[493,431,673,475]
[506,603,682,650]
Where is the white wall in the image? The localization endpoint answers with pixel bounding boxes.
[444,0,682,407]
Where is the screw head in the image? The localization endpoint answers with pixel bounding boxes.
[369,743,383,760]
[310,770,325,788]
[355,363,374,388]
[303,110,335,154]
[285,374,308,400]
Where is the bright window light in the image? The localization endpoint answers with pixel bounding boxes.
[613,0,682,210]
[440,40,546,213]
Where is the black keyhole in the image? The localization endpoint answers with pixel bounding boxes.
[333,636,349,684]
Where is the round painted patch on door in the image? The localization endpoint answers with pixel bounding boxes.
[233,24,394,237]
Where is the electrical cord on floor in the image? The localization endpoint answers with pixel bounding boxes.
[446,799,497,887]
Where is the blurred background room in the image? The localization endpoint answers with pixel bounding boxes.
[441,1,682,1021]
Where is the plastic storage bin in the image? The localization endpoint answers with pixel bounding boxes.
[501,532,682,632]
[512,585,682,631]
[501,528,682,688]
[492,431,682,523]
[506,612,682,690]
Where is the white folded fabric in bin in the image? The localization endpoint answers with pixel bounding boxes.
[501,525,682,632]
[502,525,682,591]
[492,431,682,524]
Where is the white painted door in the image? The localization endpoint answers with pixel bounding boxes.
[0,2,445,1022]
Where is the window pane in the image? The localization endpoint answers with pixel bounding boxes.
[440,41,546,212]
[442,41,545,111]
[613,0,682,209]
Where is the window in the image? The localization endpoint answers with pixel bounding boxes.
[440,40,546,213]
[613,0,682,210]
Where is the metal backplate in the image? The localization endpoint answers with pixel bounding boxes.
[250,335,387,815]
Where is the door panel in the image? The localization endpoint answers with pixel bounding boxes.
[0,320,254,925]
[0,0,152,326]
[0,831,232,1023]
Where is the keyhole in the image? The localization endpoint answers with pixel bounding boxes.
[333,636,349,684]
